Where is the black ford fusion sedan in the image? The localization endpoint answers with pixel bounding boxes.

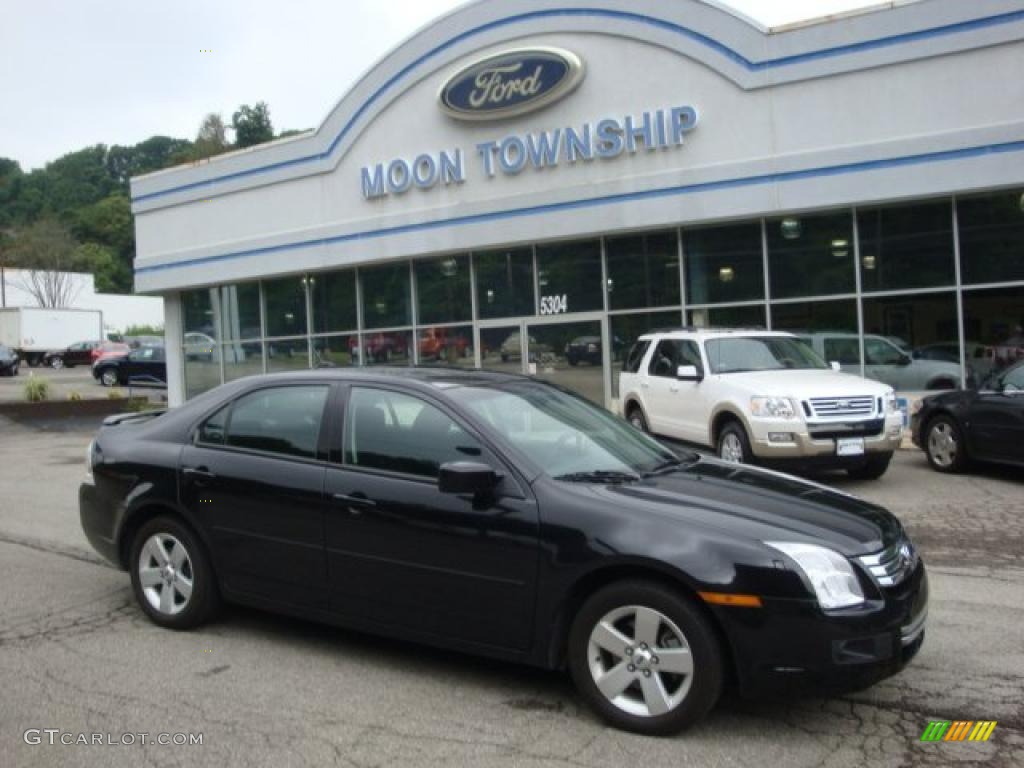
[80,368,926,735]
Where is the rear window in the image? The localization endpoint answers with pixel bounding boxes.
[221,386,329,459]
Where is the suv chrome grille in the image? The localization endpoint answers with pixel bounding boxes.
[808,396,876,418]
[858,540,918,587]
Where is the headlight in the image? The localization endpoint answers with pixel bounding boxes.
[750,396,798,419]
[884,391,898,413]
[765,541,865,609]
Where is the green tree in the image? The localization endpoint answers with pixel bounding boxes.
[73,193,134,292]
[192,113,230,160]
[0,157,23,228]
[232,102,274,149]
[76,241,129,294]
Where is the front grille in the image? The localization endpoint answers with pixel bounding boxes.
[808,419,884,440]
[808,396,876,418]
[858,540,918,587]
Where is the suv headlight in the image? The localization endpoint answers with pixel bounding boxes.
[765,541,865,609]
[884,391,898,413]
[750,396,798,419]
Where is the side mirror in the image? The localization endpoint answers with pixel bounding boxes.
[438,462,499,495]
[830,361,842,372]
[898,353,912,366]
[676,364,702,381]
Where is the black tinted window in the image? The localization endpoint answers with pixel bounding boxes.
[198,405,230,445]
[225,386,328,459]
[623,340,650,373]
[648,340,701,377]
[344,387,482,478]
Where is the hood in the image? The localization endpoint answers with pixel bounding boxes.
[590,457,900,556]
[714,369,891,398]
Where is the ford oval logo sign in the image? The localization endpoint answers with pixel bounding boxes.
[439,47,585,121]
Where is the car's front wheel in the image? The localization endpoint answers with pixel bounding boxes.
[99,369,120,387]
[717,421,753,464]
[129,516,220,629]
[568,580,723,735]
[49,356,64,370]
[627,405,649,433]
[924,415,967,473]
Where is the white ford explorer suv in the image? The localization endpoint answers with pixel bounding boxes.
[619,328,904,479]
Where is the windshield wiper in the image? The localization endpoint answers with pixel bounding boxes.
[554,470,640,484]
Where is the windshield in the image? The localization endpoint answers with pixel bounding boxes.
[457,383,692,480]
[705,336,828,374]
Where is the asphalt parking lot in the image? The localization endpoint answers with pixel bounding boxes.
[0,415,1021,767]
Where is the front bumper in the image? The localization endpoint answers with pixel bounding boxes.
[715,561,928,697]
[749,415,903,460]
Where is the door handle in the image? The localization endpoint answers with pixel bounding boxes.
[332,492,377,516]
[669,385,680,393]
[640,381,650,389]
[182,466,216,484]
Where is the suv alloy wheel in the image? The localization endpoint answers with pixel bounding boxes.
[717,421,753,464]
[627,406,649,433]
[568,580,723,735]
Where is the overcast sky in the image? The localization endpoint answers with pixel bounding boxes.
[1,0,886,171]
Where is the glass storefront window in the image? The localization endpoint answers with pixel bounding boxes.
[605,231,680,310]
[857,199,955,292]
[263,276,308,338]
[767,211,855,299]
[688,304,766,329]
[266,338,310,372]
[361,263,411,329]
[313,335,358,368]
[218,282,261,340]
[535,239,603,314]
[222,341,264,381]
[184,345,221,399]
[360,330,412,366]
[527,320,605,404]
[962,287,1024,384]
[480,325,523,372]
[474,248,534,320]
[415,254,471,325]
[957,189,1024,284]
[684,221,764,305]
[418,325,474,366]
[182,288,220,340]
[862,292,961,390]
[771,299,860,370]
[311,269,357,334]
[611,311,681,396]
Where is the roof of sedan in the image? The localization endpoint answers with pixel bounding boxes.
[251,366,531,388]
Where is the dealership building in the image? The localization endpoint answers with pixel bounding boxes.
[131,0,1024,408]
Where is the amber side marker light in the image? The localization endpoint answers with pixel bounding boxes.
[698,592,763,608]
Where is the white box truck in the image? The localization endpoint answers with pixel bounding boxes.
[0,307,104,367]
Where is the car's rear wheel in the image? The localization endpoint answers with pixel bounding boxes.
[130,516,220,629]
[627,405,649,433]
[717,421,753,464]
[568,581,723,735]
[100,369,119,387]
[924,415,966,473]
[49,356,64,370]
[847,452,892,480]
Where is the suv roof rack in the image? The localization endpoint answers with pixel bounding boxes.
[646,326,771,334]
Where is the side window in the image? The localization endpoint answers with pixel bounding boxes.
[623,340,650,374]
[865,338,903,366]
[648,340,678,378]
[344,387,483,478]
[224,386,328,459]
[198,404,230,445]
[1002,365,1024,391]
[677,340,702,369]
[824,338,860,365]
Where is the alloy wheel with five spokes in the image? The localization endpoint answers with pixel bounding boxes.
[138,533,193,616]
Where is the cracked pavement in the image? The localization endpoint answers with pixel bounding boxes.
[0,415,1021,767]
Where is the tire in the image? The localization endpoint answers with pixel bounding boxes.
[717,421,753,465]
[11,363,18,376]
[129,515,220,629]
[847,452,892,480]
[568,580,724,736]
[27,355,41,368]
[99,368,120,387]
[567,356,579,367]
[49,356,64,370]
[627,405,649,433]
[500,353,509,363]
[924,415,967,473]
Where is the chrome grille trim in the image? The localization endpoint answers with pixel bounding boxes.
[857,540,917,587]
[808,396,876,419]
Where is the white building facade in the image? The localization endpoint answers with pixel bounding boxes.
[130,0,1024,407]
